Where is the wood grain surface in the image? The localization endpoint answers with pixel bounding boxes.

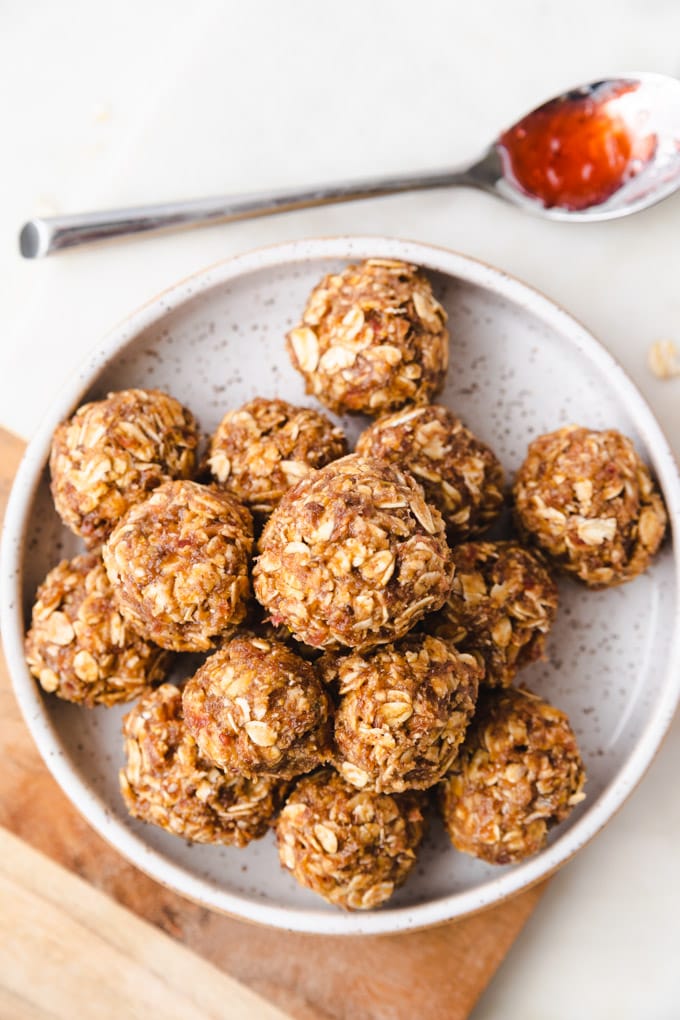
[0,427,545,1020]
[0,827,288,1020]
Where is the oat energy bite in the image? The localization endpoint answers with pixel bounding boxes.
[50,388,198,546]
[103,480,253,652]
[426,542,558,687]
[439,686,586,864]
[276,769,425,909]
[513,425,667,587]
[327,634,481,793]
[286,259,449,416]
[355,404,504,542]
[182,635,332,780]
[25,552,170,706]
[120,684,285,846]
[253,454,453,651]
[207,397,347,516]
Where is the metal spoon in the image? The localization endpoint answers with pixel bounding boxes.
[19,71,680,259]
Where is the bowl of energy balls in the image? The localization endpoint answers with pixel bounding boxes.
[2,237,679,935]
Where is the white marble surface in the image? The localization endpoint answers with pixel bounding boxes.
[1,0,679,1014]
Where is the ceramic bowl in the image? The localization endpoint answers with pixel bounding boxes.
[2,237,679,935]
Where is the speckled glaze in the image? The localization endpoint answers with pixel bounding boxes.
[2,237,679,936]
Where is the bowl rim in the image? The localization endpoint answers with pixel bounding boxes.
[2,235,679,936]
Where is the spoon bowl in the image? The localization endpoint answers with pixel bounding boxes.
[19,72,680,257]
[492,72,680,221]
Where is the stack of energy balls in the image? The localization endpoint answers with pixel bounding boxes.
[26,259,668,910]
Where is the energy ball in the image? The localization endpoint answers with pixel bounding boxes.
[253,454,453,651]
[207,397,347,517]
[326,634,481,794]
[25,552,169,707]
[182,635,333,780]
[355,404,505,542]
[50,388,198,546]
[426,541,558,687]
[103,479,253,652]
[286,259,448,416]
[439,686,586,864]
[120,684,285,846]
[513,425,667,587]
[276,769,425,909]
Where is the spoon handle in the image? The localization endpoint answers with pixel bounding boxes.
[19,154,499,258]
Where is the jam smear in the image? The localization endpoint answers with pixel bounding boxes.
[497,81,656,211]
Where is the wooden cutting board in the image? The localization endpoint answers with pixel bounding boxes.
[0,426,545,1020]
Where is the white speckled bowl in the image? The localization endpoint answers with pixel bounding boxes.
[2,237,679,935]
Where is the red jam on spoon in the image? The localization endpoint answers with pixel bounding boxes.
[497,81,657,211]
